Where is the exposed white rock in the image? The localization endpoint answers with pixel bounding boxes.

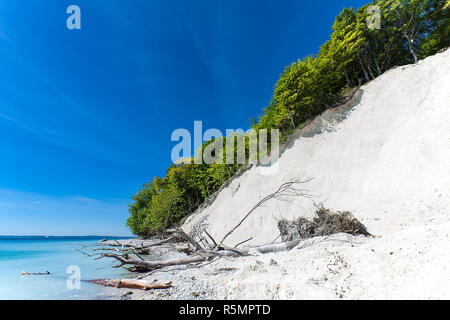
[179,49,450,299]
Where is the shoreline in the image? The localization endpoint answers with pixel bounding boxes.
[90,234,364,300]
[92,238,218,300]
[89,221,450,300]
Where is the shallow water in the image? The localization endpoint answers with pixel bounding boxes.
[0,237,133,299]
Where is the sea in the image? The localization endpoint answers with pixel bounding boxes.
[0,236,134,300]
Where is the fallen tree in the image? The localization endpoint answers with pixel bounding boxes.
[79,179,313,271]
[21,271,51,276]
[79,179,369,277]
[214,178,313,249]
[89,278,172,290]
[277,206,371,241]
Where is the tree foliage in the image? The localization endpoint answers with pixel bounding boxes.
[127,0,450,237]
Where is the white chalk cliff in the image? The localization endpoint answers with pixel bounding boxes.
[182,49,450,299]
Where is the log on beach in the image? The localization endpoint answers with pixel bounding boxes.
[21,271,51,276]
[89,278,172,290]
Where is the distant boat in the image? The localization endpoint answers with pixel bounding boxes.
[45,236,49,239]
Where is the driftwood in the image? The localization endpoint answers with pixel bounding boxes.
[244,238,304,254]
[82,239,307,271]
[105,237,179,248]
[166,228,203,251]
[95,237,179,255]
[89,279,172,290]
[80,178,315,273]
[95,252,208,269]
[21,271,51,276]
[234,237,252,248]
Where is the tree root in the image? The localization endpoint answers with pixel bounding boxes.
[80,179,347,273]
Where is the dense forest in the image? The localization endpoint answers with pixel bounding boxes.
[127,0,450,237]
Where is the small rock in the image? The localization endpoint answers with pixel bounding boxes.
[120,291,133,300]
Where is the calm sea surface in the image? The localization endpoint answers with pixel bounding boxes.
[0,236,134,300]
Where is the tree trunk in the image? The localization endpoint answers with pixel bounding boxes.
[359,59,370,82]
[366,61,375,80]
[89,279,172,290]
[373,58,382,76]
[105,254,208,270]
[343,71,353,87]
[405,34,418,63]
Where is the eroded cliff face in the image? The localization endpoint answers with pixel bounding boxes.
[177,49,450,299]
[183,48,450,247]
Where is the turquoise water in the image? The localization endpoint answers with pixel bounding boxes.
[0,237,133,300]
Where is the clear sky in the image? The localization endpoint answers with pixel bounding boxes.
[0,0,368,236]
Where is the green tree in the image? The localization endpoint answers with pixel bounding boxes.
[420,0,450,57]
[383,0,435,62]
[127,0,450,237]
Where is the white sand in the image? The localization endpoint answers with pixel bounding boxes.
[180,49,450,299]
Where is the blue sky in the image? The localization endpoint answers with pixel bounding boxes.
[0,0,368,236]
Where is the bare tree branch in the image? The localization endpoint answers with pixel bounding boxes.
[166,228,202,251]
[202,226,218,248]
[234,237,252,248]
[215,178,313,249]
